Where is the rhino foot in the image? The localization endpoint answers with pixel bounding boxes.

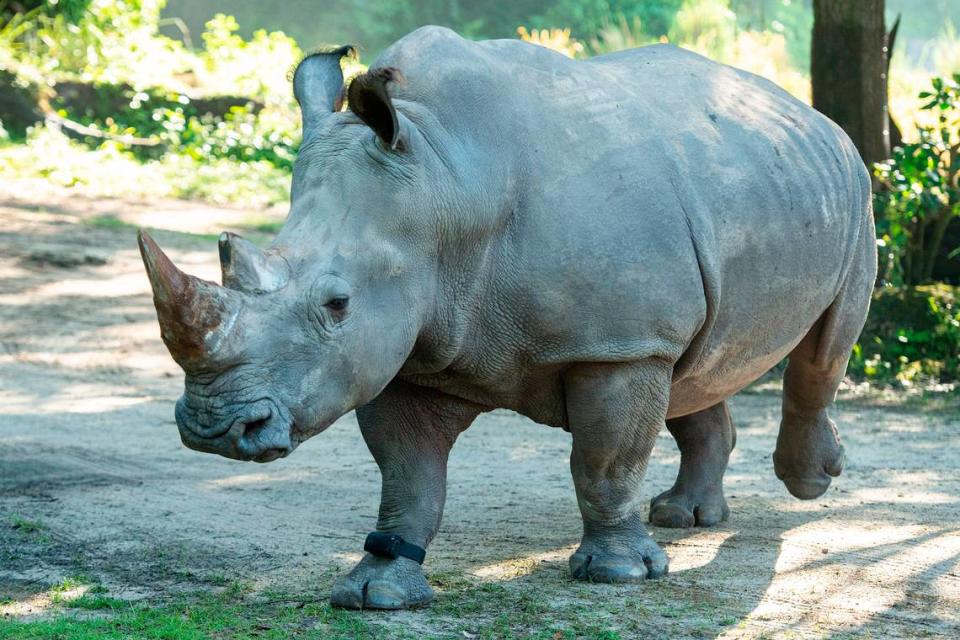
[569,534,668,583]
[330,554,433,610]
[774,411,845,500]
[649,487,729,528]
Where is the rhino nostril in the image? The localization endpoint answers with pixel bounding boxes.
[241,416,270,439]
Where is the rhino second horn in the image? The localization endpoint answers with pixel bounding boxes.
[292,44,356,136]
[138,229,241,366]
[218,232,289,293]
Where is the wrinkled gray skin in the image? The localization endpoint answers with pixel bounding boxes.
[139,27,876,610]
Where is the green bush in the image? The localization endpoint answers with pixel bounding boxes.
[2,5,306,177]
[874,75,960,286]
[1,0,92,26]
[51,83,298,170]
[850,284,960,384]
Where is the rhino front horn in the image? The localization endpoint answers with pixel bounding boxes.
[138,230,241,366]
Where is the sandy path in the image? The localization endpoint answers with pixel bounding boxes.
[0,181,958,639]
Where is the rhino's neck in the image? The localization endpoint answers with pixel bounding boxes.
[404,198,518,381]
[398,119,520,379]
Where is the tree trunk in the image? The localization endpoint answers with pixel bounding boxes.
[811,0,889,169]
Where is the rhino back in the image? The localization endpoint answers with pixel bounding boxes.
[378,28,870,418]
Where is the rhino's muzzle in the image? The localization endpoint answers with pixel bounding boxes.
[175,397,294,462]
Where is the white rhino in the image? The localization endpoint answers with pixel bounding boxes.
[138,27,876,609]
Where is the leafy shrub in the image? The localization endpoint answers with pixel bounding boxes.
[542,0,684,41]
[516,26,584,58]
[2,5,308,181]
[195,14,303,102]
[0,125,290,206]
[850,284,960,384]
[1,0,92,25]
[587,15,657,55]
[875,75,960,286]
[670,0,737,60]
[174,106,298,171]
[50,82,299,170]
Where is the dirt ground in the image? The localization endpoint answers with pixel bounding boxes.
[1,180,958,639]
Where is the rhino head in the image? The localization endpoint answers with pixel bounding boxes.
[138,46,466,462]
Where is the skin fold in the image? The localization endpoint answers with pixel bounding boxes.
[139,27,877,610]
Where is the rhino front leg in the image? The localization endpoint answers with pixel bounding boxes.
[564,360,672,583]
[650,401,735,528]
[330,381,481,610]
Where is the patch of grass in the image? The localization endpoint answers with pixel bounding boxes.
[222,579,255,599]
[428,569,471,586]
[48,576,103,605]
[432,580,613,638]
[86,214,131,229]
[65,594,128,611]
[10,516,44,535]
[0,578,751,640]
[49,577,88,595]
[0,591,393,640]
[238,218,284,234]
[9,516,50,544]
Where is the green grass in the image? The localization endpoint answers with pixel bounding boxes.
[0,562,740,640]
[86,214,131,230]
[0,592,388,640]
[64,595,127,611]
[238,218,284,234]
[0,578,732,640]
[9,517,44,535]
[9,516,50,544]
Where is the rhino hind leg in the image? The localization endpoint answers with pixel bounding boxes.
[564,360,673,583]
[649,402,734,528]
[774,221,875,500]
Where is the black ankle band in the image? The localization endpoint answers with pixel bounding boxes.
[364,532,426,564]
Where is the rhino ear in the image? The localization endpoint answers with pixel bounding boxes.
[347,68,402,150]
[293,45,355,136]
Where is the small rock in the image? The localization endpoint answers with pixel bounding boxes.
[23,247,108,268]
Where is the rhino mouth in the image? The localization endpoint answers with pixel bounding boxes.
[252,447,290,463]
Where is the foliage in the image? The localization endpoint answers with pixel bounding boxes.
[670,0,738,60]
[588,16,658,56]
[578,0,808,100]
[875,76,960,286]
[0,0,92,25]
[0,3,309,201]
[541,0,684,40]
[850,284,960,384]
[516,26,584,58]
[728,0,812,68]
[0,125,290,206]
[3,1,186,86]
[49,82,299,169]
[196,13,302,102]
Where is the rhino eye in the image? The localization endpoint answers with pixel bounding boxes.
[324,296,349,312]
